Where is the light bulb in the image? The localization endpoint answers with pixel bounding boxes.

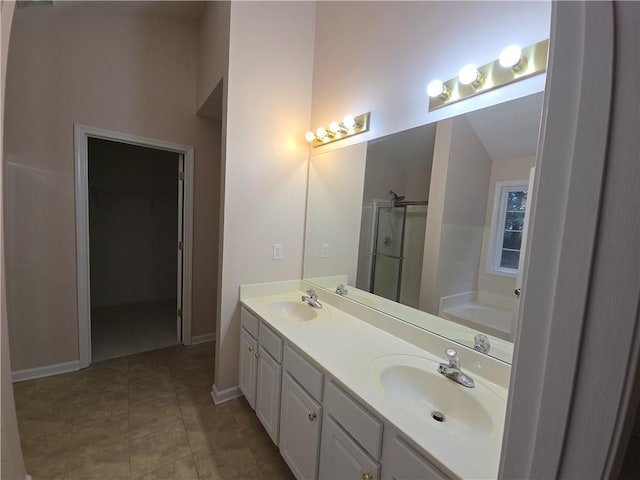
[316,127,327,138]
[329,121,341,134]
[426,79,445,98]
[499,44,523,68]
[305,131,316,143]
[459,64,480,85]
[343,114,356,129]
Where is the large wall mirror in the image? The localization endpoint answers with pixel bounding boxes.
[303,92,543,364]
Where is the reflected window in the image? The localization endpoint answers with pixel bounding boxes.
[488,181,528,276]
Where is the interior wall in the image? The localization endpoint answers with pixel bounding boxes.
[0,1,26,477]
[215,1,316,392]
[196,1,230,112]
[88,139,178,308]
[3,10,219,372]
[477,155,536,298]
[304,142,368,284]
[420,116,492,312]
[355,123,436,292]
[310,1,551,155]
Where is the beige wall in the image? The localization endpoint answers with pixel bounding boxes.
[1,1,27,478]
[215,1,316,392]
[420,116,493,312]
[4,10,219,372]
[304,142,368,283]
[311,1,551,154]
[477,155,536,297]
[196,1,230,113]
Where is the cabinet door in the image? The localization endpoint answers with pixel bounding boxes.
[319,415,380,480]
[280,373,322,480]
[381,433,447,480]
[256,347,282,445]
[239,328,258,409]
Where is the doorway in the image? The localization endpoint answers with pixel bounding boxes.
[75,125,194,367]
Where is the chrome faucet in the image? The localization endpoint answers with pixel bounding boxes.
[438,348,474,388]
[473,334,491,354]
[335,284,348,296]
[301,289,323,309]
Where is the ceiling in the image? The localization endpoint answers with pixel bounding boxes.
[465,92,544,161]
[16,1,206,21]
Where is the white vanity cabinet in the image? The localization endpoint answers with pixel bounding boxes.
[238,302,456,480]
[319,380,382,480]
[381,428,447,480]
[279,344,325,480]
[239,307,284,445]
[239,307,260,408]
[256,321,284,445]
[239,327,258,409]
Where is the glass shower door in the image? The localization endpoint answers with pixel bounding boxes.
[371,206,406,302]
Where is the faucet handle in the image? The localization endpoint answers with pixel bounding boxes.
[306,289,317,298]
[445,348,460,368]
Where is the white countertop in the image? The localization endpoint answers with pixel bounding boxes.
[240,286,508,479]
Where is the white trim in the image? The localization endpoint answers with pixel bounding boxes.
[486,180,528,278]
[12,361,80,383]
[25,475,32,480]
[191,332,216,345]
[500,2,619,478]
[74,124,195,367]
[210,383,243,405]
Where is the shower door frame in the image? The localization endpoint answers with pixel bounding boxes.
[369,200,428,303]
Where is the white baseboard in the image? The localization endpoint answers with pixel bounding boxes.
[191,332,216,345]
[12,360,81,383]
[210,383,242,405]
[25,475,33,480]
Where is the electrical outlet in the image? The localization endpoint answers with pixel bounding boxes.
[273,243,283,260]
[321,243,329,258]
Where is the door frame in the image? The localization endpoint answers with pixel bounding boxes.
[74,124,194,368]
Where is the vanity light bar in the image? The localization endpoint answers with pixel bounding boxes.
[427,39,549,111]
[305,112,371,147]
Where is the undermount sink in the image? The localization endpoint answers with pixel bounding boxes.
[369,354,505,437]
[269,300,319,321]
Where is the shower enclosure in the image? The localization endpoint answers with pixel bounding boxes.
[369,200,428,308]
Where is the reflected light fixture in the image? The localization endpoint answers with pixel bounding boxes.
[426,38,549,111]
[499,44,526,71]
[305,112,371,147]
[426,79,451,99]
[458,64,485,88]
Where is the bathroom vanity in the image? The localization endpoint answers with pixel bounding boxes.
[238,281,510,480]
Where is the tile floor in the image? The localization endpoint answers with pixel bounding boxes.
[91,300,178,362]
[13,342,295,480]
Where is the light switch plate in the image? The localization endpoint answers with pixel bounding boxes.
[273,243,283,260]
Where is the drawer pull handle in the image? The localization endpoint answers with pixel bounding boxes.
[248,346,254,352]
[308,413,317,422]
[362,473,373,480]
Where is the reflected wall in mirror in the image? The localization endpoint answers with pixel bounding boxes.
[303,92,544,364]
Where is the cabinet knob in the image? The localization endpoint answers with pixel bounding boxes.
[362,473,373,480]
[248,346,254,352]
[308,413,317,422]
[514,288,521,297]
[255,352,260,358]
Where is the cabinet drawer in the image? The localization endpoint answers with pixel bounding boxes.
[259,322,283,363]
[283,343,324,402]
[325,380,383,460]
[240,307,259,338]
